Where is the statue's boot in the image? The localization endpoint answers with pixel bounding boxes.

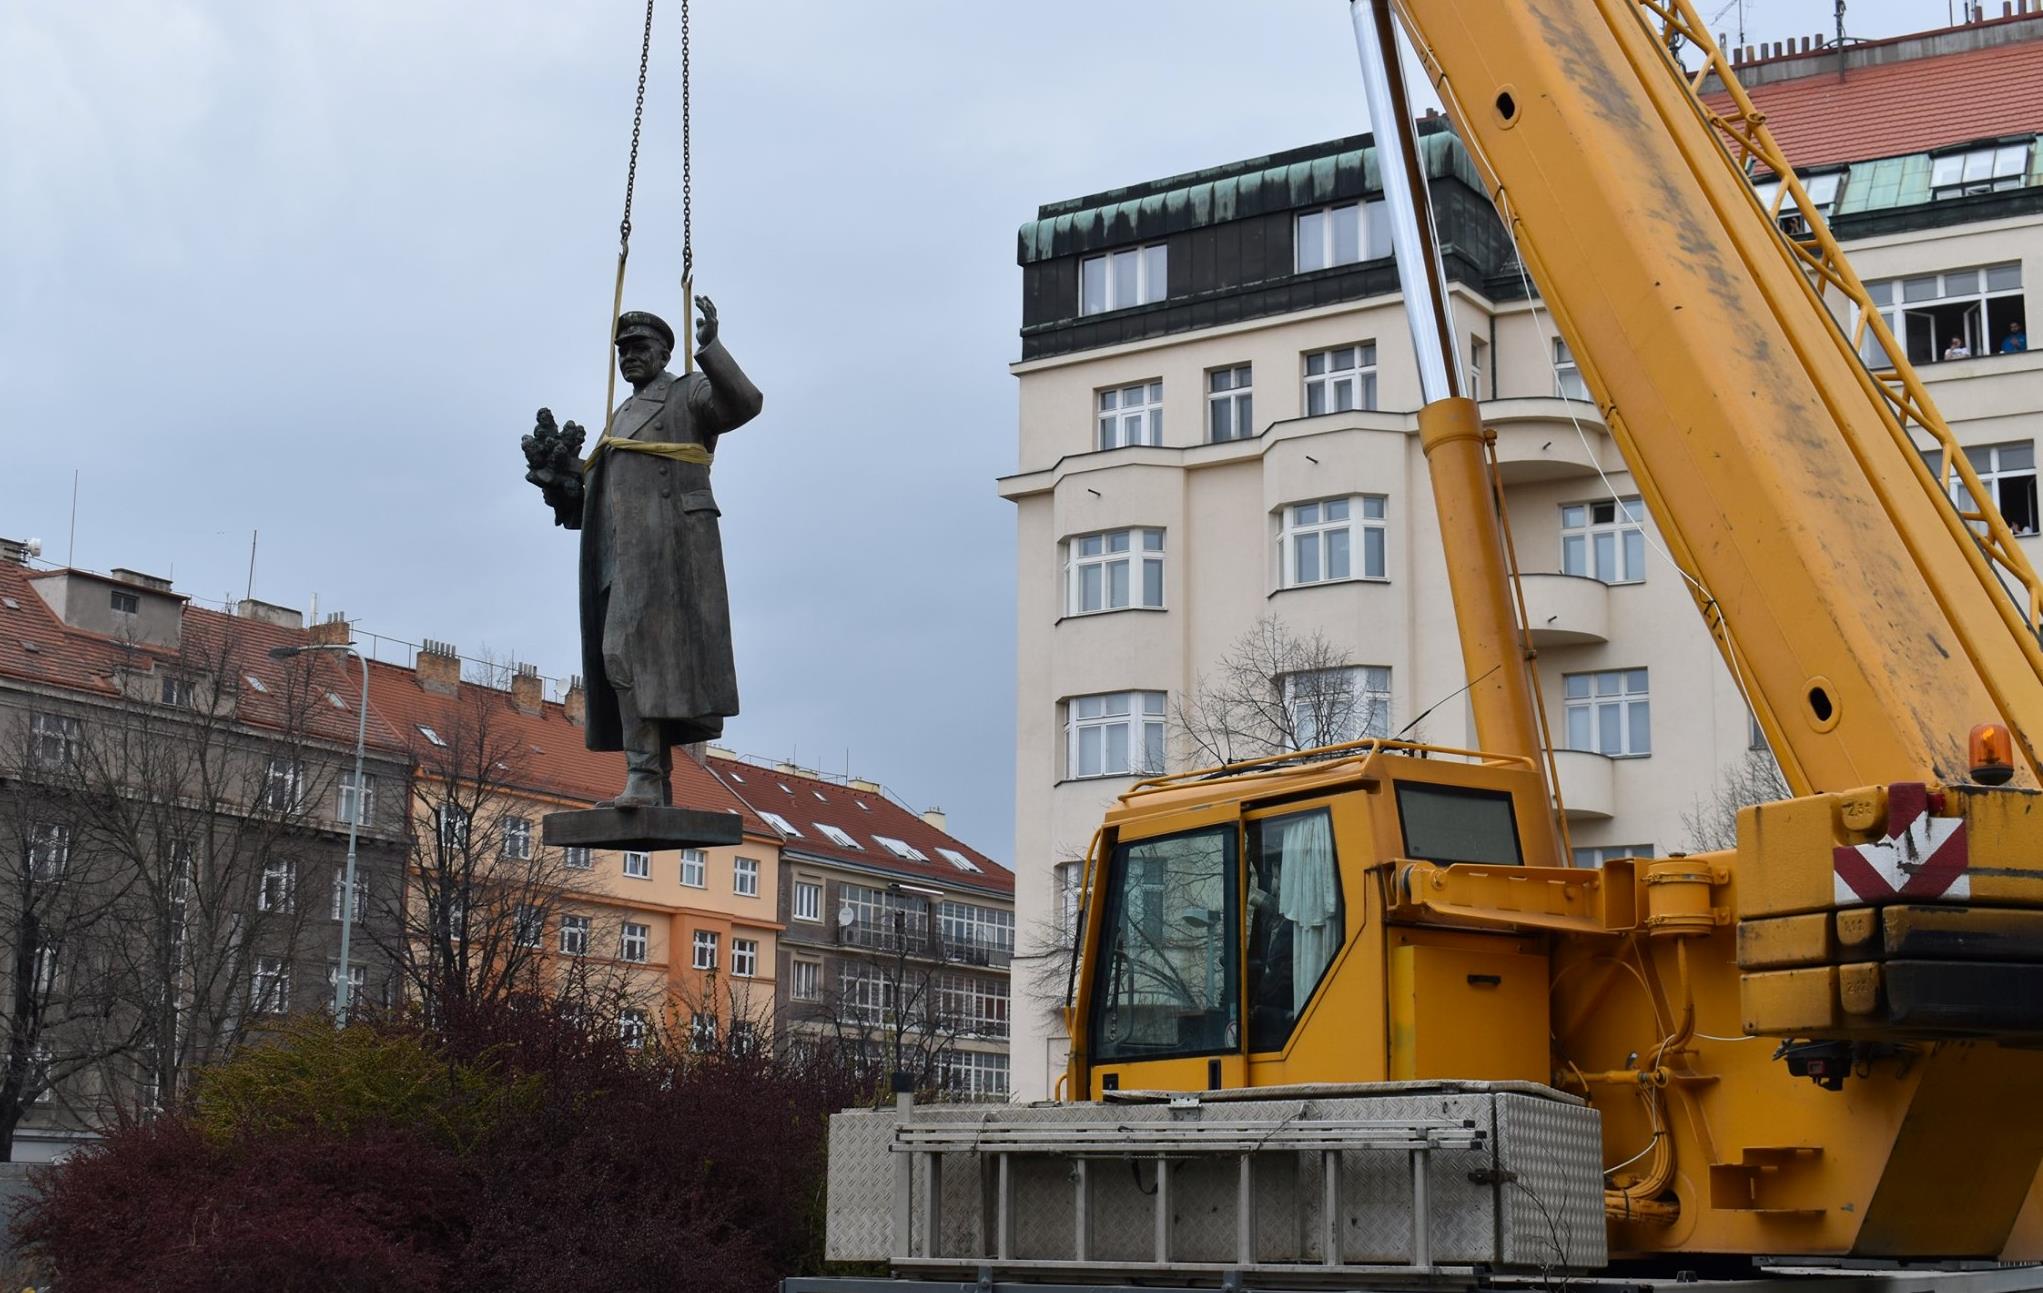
[601,685,673,808]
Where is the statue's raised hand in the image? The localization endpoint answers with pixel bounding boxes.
[695,295,718,350]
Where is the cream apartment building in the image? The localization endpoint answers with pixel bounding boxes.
[1003,13,2043,1098]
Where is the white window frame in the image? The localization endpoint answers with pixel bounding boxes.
[691,929,719,971]
[679,848,707,887]
[436,804,469,850]
[263,758,304,812]
[1751,170,1845,236]
[936,847,982,874]
[559,915,590,956]
[326,961,368,999]
[502,816,534,861]
[939,1049,1011,1099]
[1468,338,1488,402]
[1065,690,1167,779]
[1930,142,2031,200]
[330,868,368,922]
[733,856,760,897]
[29,713,80,768]
[336,771,374,827]
[759,811,801,838]
[1302,344,1377,416]
[622,850,652,879]
[1065,528,1165,616]
[27,823,70,882]
[619,1007,649,1050]
[731,937,758,977]
[563,846,592,870]
[938,901,1015,955]
[874,835,927,862]
[690,1011,718,1052]
[814,823,860,849]
[1294,200,1388,272]
[1277,495,1386,587]
[160,674,195,708]
[792,879,822,922]
[1861,262,2024,368]
[1930,441,2038,537]
[513,904,543,948]
[1283,665,1392,749]
[1096,381,1164,450]
[416,725,447,748]
[258,858,294,913]
[1564,669,1652,757]
[252,956,291,1014]
[1207,364,1253,442]
[1560,497,1647,584]
[1554,338,1590,400]
[620,922,650,964]
[1080,243,1168,315]
[790,958,822,1001]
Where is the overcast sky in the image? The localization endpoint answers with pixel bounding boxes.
[0,0,1950,861]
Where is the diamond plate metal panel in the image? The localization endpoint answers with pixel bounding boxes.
[827,1110,899,1261]
[1496,1091,1608,1271]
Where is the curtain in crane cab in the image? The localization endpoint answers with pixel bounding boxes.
[1276,811,1339,1016]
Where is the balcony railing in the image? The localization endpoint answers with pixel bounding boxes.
[837,920,1013,968]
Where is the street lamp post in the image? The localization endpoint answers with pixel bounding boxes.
[270,641,370,1024]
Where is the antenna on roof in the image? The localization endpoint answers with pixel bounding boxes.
[244,530,258,602]
[66,470,78,567]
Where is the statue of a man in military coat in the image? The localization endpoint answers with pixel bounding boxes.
[524,297,762,806]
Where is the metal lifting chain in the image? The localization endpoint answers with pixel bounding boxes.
[619,0,655,255]
[603,0,659,435]
[681,0,693,287]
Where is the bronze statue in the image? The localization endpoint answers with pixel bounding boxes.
[527,297,763,807]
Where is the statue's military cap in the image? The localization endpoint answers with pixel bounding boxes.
[614,310,675,350]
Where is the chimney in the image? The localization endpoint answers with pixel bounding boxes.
[921,807,948,832]
[113,567,175,593]
[849,777,881,793]
[563,674,586,726]
[0,537,40,566]
[307,612,351,648]
[417,639,460,696]
[510,662,542,716]
[235,597,303,630]
[705,744,739,761]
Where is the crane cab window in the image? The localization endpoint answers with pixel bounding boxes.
[1089,826,1239,1064]
[1395,782,1524,867]
[1247,809,1342,1052]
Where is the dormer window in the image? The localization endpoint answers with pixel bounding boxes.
[1080,244,1168,315]
[110,589,139,615]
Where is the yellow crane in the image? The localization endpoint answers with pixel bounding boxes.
[1062,0,2043,1266]
[822,0,2043,1280]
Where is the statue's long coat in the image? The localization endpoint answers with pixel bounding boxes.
[565,338,762,752]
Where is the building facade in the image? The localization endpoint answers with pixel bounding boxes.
[354,636,783,1050]
[1004,13,2043,1097]
[0,554,413,1159]
[711,753,1016,1100]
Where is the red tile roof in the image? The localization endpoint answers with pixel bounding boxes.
[705,756,1012,897]
[1707,22,2043,170]
[0,562,408,754]
[360,660,767,832]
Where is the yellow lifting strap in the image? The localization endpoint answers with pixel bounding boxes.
[582,438,712,474]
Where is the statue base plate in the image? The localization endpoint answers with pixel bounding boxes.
[542,806,743,853]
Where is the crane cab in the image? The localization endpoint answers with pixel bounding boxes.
[1065,740,1570,1101]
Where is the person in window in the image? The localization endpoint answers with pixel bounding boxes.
[2002,321,2029,354]
[1944,334,1972,361]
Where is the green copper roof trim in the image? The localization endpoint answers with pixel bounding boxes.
[1017,130,1485,265]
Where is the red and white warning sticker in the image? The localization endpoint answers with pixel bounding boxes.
[1832,782,1969,904]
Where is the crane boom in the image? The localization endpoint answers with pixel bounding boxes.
[1394,0,2043,797]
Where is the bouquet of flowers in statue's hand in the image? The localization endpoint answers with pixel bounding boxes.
[522,408,587,528]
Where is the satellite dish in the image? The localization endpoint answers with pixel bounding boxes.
[838,903,856,927]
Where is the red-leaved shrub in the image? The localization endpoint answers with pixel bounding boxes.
[13,999,866,1293]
